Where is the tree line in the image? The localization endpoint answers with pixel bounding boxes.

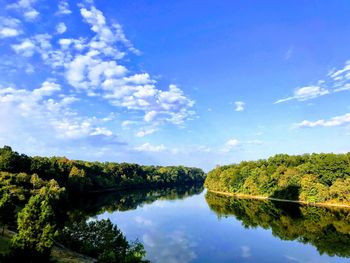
[0,145,205,262]
[205,153,350,205]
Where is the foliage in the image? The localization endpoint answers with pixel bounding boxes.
[10,195,57,261]
[0,146,206,194]
[58,219,147,263]
[205,152,350,204]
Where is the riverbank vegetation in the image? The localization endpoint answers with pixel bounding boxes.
[205,153,350,205]
[205,192,350,257]
[0,145,205,261]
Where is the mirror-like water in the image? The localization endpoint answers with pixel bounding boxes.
[91,187,350,263]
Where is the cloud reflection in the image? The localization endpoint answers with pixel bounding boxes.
[142,230,197,263]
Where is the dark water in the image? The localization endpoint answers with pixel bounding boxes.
[90,187,350,263]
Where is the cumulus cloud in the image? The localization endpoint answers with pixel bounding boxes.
[296,113,350,128]
[275,86,329,104]
[0,81,117,144]
[234,101,245,112]
[0,17,22,38]
[11,39,36,56]
[56,0,72,15]
[56,22,67,34]
[2,0,196,157]
[7,0,39,21]
[9,3,195,128]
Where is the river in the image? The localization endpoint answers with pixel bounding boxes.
[88,186,350,263]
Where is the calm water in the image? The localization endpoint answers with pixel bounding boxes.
[91,187,350,263]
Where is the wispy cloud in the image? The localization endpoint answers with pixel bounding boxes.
[134,143,166,153]
[275,86,329,104]
[285,47,293,60]
[296,113,350,128]
[136,128,157,137]
[221,139,240,152]
[276,60,350,104]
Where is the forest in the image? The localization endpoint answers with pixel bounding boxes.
[205,192,350,257]
[205,153,350,205]
[0,146,205,262]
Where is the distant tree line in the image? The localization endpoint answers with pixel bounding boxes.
[0,145,205,262]
[0,145,205,194]
[205,192,350,257]
[205,153,350,204]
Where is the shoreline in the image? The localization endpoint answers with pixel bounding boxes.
[207,189,350,209]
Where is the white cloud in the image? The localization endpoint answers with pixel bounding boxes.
[0,17,22,38]
[8,2,195,131]
[134,142,166,152]
[121,120,138,128]
[7,0,39,21]
[136,128,157,137]
[56,0,72,15]
[234,101,245,112]
[11,39,36,57]
[277,60,350,105]
[275,86,329,104]
[221,139,240,152]
[0,28,20,38]
[296,113,350,128]
[80,5,139,57]
[56,22,67,34]
[24,9,39,20]
[334,83,350,92]
[0,81,116,142]
[329,61,350,81]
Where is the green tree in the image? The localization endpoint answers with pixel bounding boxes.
[59,219,147,263]
[11,195,57,260]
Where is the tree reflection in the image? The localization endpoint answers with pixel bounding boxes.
[205,191,350,258]
[65,184,204,223]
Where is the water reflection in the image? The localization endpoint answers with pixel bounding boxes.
[65,184,204,222]
[96,186,205,263]
[82,187,350,262]
[205,191,350,258]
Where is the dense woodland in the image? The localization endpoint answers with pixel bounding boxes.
[206,192,350,257]
[0,146,205,262]
[205,153,350,205]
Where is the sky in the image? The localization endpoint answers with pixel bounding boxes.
[1,0,350,171]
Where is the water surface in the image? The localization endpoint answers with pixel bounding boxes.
[93,187,350,263]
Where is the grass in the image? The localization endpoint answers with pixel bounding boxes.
[51,246,96,263]
[0,234,10,255]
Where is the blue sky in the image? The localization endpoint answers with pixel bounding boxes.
[1,0,350,171]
